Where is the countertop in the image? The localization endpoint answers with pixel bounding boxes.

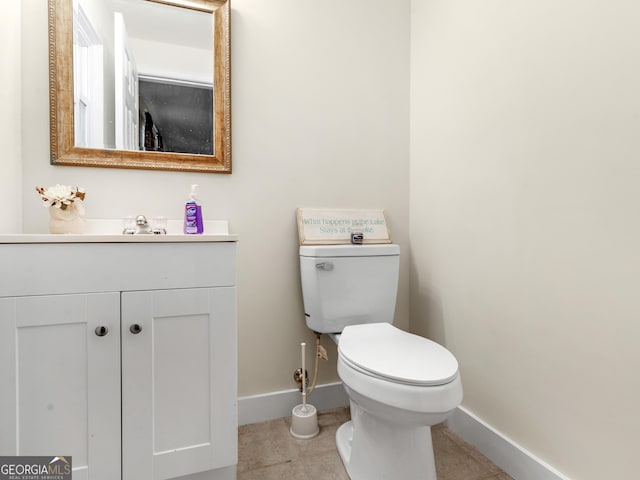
[0,219,238,244]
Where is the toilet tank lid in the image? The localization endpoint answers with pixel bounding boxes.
[300,244,400,257]
[338,323,459,386]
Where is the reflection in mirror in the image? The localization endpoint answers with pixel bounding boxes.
[49,0,231,173]
[73,0,213,154]
[139,79,213,155]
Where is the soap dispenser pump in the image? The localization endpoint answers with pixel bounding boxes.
[184,184,204,234]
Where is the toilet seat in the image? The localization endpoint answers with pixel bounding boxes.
[338,323,459,386]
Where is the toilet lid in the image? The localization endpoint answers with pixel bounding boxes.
[338,323,459,386]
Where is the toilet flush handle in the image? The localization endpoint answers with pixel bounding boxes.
[316,262,334,271]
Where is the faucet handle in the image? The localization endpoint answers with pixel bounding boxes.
[122,215,136,235]
[151,216,168,235]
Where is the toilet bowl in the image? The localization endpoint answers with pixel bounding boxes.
[335,323,463,480]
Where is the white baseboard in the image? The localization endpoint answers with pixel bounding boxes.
[238,382,349,426]
[447,406,570,480]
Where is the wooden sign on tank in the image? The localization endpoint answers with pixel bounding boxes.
[296,208,392,245]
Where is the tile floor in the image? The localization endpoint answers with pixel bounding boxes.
[238,407,513,480]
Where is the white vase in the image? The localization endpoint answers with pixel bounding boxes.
[49,201,86,234]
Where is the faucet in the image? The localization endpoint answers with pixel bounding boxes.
[135,215,153,234]
[122,215,166,235]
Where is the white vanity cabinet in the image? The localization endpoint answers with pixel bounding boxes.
[0,238,238,480]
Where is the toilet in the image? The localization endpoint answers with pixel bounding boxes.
[299,244,463,480]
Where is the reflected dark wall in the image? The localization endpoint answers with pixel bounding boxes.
[139,80,213,155]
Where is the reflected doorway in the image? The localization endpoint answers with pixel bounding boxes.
[139,78,213,155]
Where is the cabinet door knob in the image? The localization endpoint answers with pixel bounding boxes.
[95,326,109,337]
[130,324,142,334]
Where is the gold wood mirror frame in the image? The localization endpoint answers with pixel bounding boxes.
[48,0,231,173]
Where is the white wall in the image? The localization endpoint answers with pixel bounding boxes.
[410,1,640,479]
[19,0,410,395]
[0,1,22,233]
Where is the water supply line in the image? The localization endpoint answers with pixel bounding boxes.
[302,332,327,398]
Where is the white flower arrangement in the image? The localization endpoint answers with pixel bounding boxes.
[36,184,86,210]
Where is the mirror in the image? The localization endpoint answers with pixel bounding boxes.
[48,0,231,173]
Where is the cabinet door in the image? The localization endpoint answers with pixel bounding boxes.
[122,287,237,480]
[0,293,121,480]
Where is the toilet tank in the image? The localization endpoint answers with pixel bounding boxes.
[299,244,400,333]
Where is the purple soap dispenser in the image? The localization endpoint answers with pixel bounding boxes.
[183,184,204,234]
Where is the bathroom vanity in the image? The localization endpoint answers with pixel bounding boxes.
[0,233,238,480]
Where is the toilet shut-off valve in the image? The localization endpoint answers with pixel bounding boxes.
[293,337,328,391]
